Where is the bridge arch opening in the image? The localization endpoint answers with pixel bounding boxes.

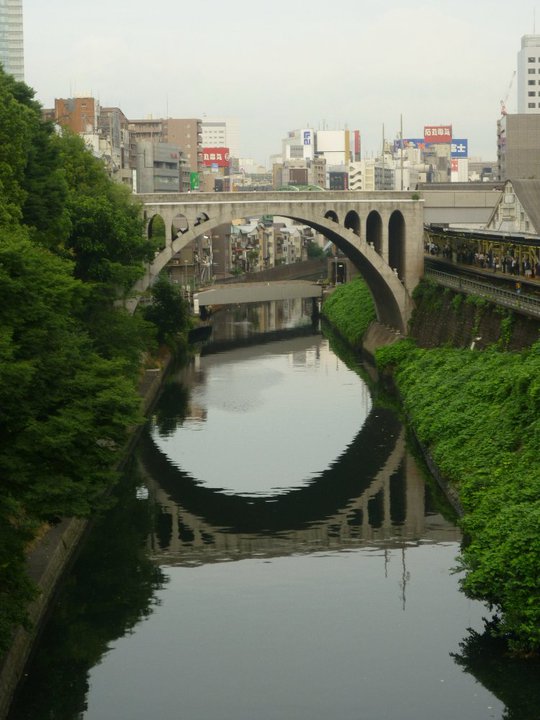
[194,212,209,227]
[325,210,339,224]
[344,210,360,237]
[172,213,189,239]
[147,213,167,251]
[388,210,405,280]
[366,210,382,254]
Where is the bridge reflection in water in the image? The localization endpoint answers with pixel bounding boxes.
[137,409,460,568]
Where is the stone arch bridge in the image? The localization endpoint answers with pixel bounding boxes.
[133,191,425,333]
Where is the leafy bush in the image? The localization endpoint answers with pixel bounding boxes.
[376,340,540,654]
[321,278,376,346]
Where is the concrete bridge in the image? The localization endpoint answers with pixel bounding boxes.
[132,191,425,333]
[194,279,322,308]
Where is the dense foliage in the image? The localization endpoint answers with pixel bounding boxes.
[323,278,540,655]
[0,68,176,656]
[321,277,376,345]
[143,275,192,348]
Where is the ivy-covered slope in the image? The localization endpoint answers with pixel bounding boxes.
[323,278,540,655]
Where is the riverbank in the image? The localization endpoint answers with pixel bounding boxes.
[0,358,173,720]
[321,277,540,656]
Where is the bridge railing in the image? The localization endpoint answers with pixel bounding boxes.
[425,268,540,319]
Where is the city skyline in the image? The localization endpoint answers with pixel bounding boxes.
[22,0,538,165]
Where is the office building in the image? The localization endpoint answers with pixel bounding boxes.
[0,0,24,81]
[129,117,203,175]
[202,117,240,158]
[517,34,540,113]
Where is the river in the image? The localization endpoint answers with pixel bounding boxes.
[8,300,540,720]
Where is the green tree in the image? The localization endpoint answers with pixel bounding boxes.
[0,231,142,520]
[306,241,324,258]
[56,132,155,289]
[143,275,191,348]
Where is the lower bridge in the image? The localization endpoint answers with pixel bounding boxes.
[193,280,322,307]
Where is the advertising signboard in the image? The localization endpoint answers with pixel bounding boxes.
[451,139,468,158]
[190,172,200,190]
[393,138,426,152]
[202,147,230,167]
[424,125,452,144]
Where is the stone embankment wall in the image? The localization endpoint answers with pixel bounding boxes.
[409,287,539,350]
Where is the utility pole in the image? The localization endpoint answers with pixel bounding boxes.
[400,114,404,191]
[381,123,385,191]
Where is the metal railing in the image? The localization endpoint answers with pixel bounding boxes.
[424,268,540,319]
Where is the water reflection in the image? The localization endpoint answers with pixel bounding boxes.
[452,625,540,720]
[139,331,460,568]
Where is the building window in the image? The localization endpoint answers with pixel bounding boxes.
[528,80,536,85]
[529,91,535,96]
[528,102,536,108]
[529,56,536,62]
[529,68,536,74]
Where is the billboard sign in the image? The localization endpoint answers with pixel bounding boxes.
[203,147,230,167]
[424,125,452,144]
[303,130,312,145]
[393,138,426,152]
[451,139,468,158]
[190,172,200,190]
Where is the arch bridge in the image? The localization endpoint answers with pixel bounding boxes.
[133,191,425,333]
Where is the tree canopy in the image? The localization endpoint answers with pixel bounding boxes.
[0,66,172,656]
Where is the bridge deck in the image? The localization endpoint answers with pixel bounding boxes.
[194,280,322,306]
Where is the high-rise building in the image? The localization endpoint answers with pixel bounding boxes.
[0,0,24,81]
[517,35,540,113]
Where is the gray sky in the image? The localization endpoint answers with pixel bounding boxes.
[24,0,536,165]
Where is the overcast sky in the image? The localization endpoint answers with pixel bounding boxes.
[24,0,537,166]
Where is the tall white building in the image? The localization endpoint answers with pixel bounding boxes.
[517,34,540,113]
[0,0,24,81]
[201,117,240,157]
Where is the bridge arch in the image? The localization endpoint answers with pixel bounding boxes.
[344,210,360,236]
[131,191,425,333]
[366,210,383,255]
[171,212,189,239]
[389,210,406,280]
[147,213,167,251]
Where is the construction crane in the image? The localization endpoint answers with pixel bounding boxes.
[500,70,516,115]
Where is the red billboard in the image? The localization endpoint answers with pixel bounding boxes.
[424,125,452,144]
[203,147,230,168]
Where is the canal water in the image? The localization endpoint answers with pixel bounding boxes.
[9,301,539,720]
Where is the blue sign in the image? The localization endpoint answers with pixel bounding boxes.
[451,139,468,158]
[303,130,312,145]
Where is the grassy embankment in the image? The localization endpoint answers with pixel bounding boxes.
[322,277,540,656]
